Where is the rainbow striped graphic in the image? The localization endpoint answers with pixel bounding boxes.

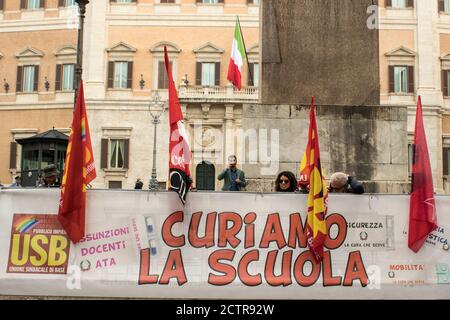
[15,217,39,233]
[81,117,86,141]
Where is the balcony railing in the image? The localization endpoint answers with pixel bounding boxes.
[178,83,259,103]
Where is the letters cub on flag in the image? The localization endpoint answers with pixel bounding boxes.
[164,46,192,205]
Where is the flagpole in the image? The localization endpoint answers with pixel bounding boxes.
[74,0,89,105]
[236,16,254,87]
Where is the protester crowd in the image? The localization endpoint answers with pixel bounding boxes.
[0,153,364,195]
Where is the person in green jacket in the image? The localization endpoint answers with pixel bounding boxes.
[218,155,247,191]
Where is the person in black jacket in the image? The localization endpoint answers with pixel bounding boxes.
[135,178,144,190]
[329,172,365,194]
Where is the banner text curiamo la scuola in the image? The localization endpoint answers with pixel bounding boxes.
[138,211,369,287]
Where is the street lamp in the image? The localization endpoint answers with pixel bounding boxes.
[148,91,167,191]
[74,0,89,104]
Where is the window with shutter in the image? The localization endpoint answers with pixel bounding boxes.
[443,148,449,176]
[158,61,165,89]
[62,64,75,91]
[16,66,24,93]
[447,71,450,96]
[114,62,128,89]
[127,61,133,89]
[214,62,220,86]
[10,142,17,170]
[407,66,415,93]
[438,0,450,12]
[442,70,449,97]
[200,63,216,86]
[21,65,38,93]
[55,64,62,91]
[158,60,172,89]
[107,62,114,89]
[196,62,202,85]
[408,143,414,176]
[388,66,395,93]
[248,63,259,87]
[248,63,254,86]
[391,0,407,8]
[25,0,42,9]
[110,139,126,168]
[392,66,408,93]
[101,139,108,169]
[33,65,39,92]
[123,139,130,169]
[0,0,4,11]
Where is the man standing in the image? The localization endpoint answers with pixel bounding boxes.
[38,164,61,188]
[329,172,364,194]
[10,176,21,188]
[218,155,247,191]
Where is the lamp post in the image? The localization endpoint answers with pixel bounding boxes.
[148,91,167,191]
[74,0,89,104]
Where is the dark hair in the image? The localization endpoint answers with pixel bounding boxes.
[275,171,297,192]
[135,179,144,190]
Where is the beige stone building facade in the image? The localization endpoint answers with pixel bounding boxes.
[0,0,449,193]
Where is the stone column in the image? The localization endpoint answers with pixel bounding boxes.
[416,0,444,191]
[224,104,235,164]
[83,0,107,99]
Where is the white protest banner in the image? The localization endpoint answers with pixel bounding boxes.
[0,189,449,299]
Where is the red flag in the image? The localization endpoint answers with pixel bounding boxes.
[305,97,328,263]
[298,128,313,190]
[164,46,192,204]
[58,81,96,243]
[408,96,437,252]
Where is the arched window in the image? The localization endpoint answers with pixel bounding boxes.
[196,161,215,191]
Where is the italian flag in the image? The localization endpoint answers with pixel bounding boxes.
[227,18,247,90]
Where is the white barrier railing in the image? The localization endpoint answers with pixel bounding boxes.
[178,84,259,102]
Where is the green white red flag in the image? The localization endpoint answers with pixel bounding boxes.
[227,17,247,90]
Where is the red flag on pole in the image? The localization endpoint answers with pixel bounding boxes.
[58,80,96,243]
[164,46,192,205]
[305,97,328,263]
[408,96,437,252]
